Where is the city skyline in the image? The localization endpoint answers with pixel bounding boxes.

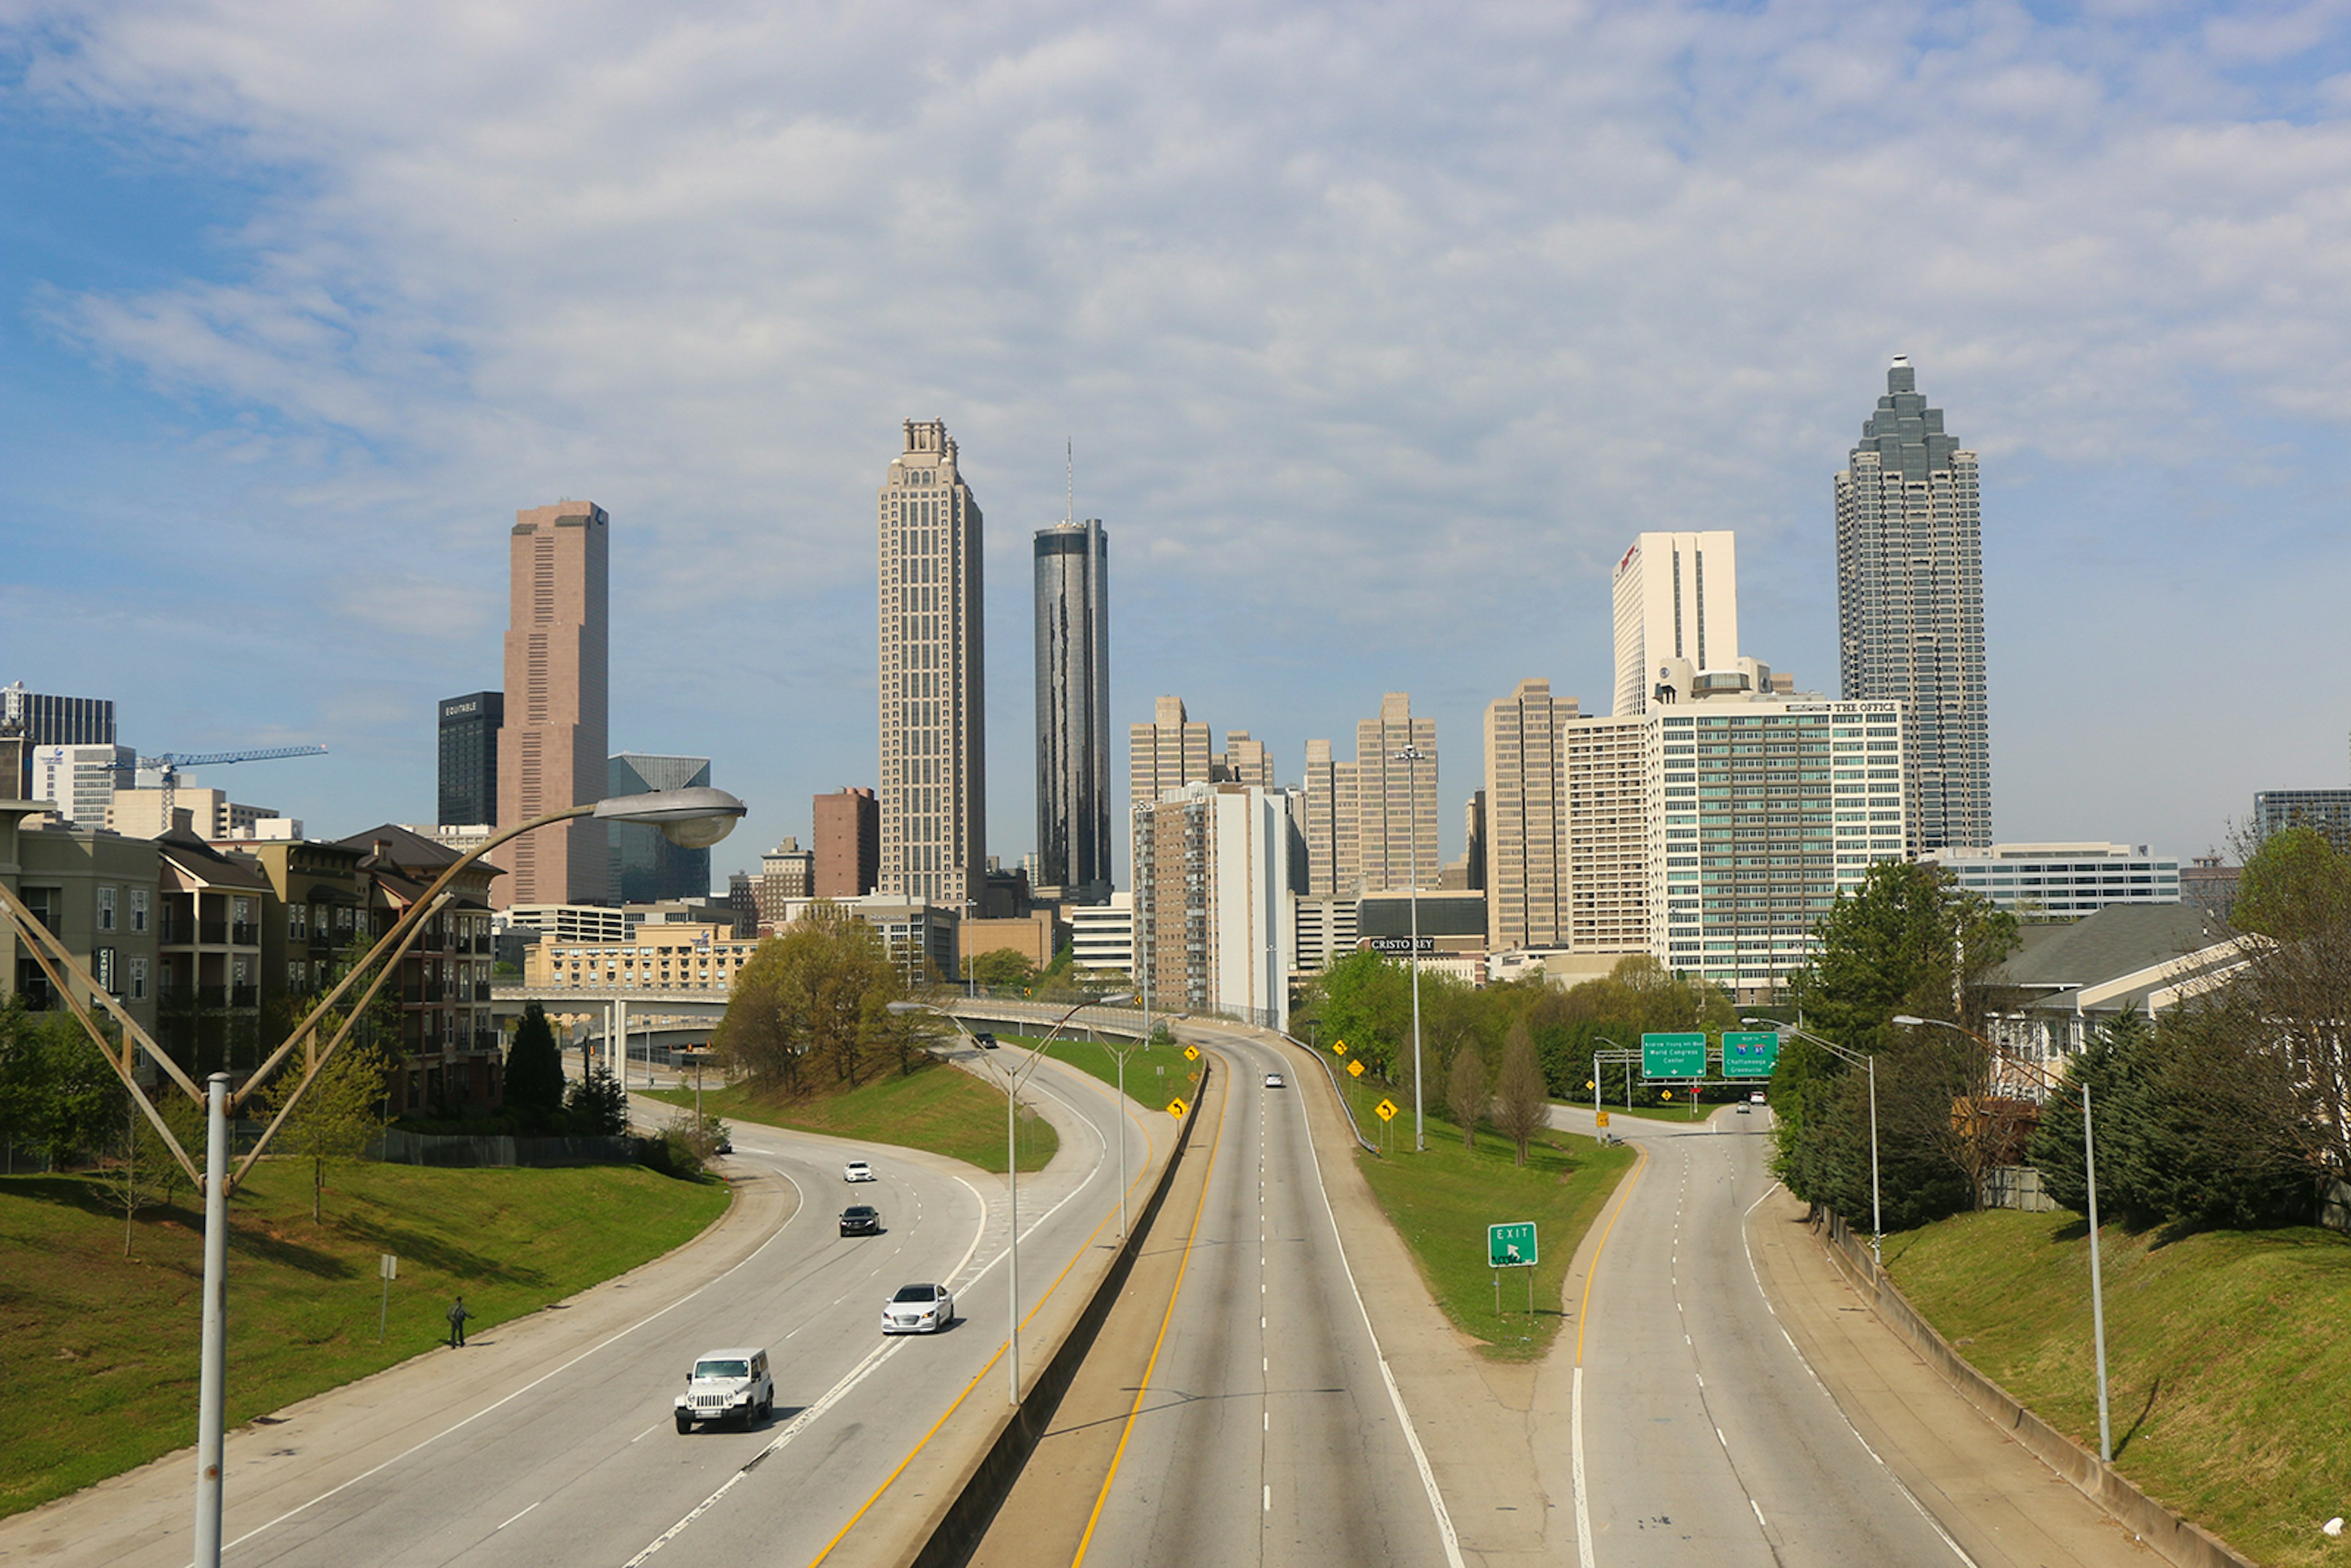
[10,7,2351,876]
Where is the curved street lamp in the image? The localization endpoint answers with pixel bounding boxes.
[888,993,1122,1406]
[1390,743,1427,1153]
[0,785,746,1568]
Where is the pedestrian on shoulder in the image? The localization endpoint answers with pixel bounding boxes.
[447,1296,473,1348]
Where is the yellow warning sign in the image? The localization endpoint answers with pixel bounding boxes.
[1167,1097,1188,1119]
[1183,1045,1199,1061]
[1347,1059,1365,1078]
[1332,1038,1348,1054]
[1596,1110,1611,1129]
[1374,1098,1399,1123]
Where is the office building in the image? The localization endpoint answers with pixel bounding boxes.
[1131,783,1295,1030]
[108,787,282,841]
[527,922,757,994]
[29,743,135,826]
[1216,732,1274,788]
[773,893,960,987]
[751,838,815,928]
[496,500,610,906]
[1069,891,1134,977]
[1034,517,1112,901]
[2180,854,2240,921]
[878,420,986,906]
[1925,843,2180,916]
[1442,792,1486,891]
[1290,895,1360,977]
[505,904,632,944]
[1131,696,1212,809]
[1336,692,1437,897]
[1836,356,1990,850]
[609,754,713,904]
[1301,738,1357,898]
[2253,789,2351,852]
[1612,532,1739,716]
[1483,680,1654,959]
[0,683,116,746]
[812,786,880,897]
[437,691,503,827]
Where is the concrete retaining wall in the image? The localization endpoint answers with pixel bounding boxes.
[1815,1209,2260,1568]
[1981,1163,2058,1212]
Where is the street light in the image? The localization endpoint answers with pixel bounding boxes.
[888,993,1117,1404]
[1748,1016,1880,1266]
[1391,743,1427,1153]
[1078,994,1139,1237]
[1897,1013,2113,1461]
[0,784,746,1568]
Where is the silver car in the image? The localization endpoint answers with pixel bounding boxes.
[881,1283,954,1335]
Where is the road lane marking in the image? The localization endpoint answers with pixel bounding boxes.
[1069,1057,1232,1567]
[1571,1128,1652,1568]
[496,1501,539,1529]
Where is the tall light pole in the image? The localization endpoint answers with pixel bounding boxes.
[0,786,747,1568]
[1751,1016,1880,1266]
[890,994,1115,1403]
[1392,743,1427,1152]
[1897,1011,2110,1457]
[1082,993,1138,1237]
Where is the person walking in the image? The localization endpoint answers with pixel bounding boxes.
[446,1296,473,1349]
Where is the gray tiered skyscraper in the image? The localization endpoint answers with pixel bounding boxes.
[877,420,986,906]
[1033,519,1111,902]
[1836,356,1991,850]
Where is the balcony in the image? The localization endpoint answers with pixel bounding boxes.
[198,921,228,945]
[230,985,258,1010]
[231,923,258,947]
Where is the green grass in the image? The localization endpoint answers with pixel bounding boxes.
[1885,1210,2351,1567]
[1030,1035,1204,1108]
[1354,1115,1637,1362]
[0,1160,727,1520]
[1554,1097,1730,1123]
[645,1057,1056,1174]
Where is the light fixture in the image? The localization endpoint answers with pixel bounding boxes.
[594,786,748,849]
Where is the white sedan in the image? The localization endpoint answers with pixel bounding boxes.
[1264,1072,1286,1089]
[882,1283,955,1334]
[843,1160,875,1183]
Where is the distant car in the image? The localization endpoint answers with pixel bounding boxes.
[1749,1090,1768,1105]
[882,1283,955,1335]
[844,1160,875,1182]
[675,1346,773,1433]
[973,1031,999,1049]
[840,1204,881,1236]
[1264,1072,1285,1089]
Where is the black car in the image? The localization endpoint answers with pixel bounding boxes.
[972,1032,999,1049]
[840,1204,882,1236]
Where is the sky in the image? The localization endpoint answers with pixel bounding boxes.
[5,0,2351,885]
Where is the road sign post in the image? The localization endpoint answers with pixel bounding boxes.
[1488,1222,1537,1316]
[377,1254,396,1343]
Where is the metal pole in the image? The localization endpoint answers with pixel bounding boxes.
[194,1072,229,1568]
[1399,745,1425,1153]
[1867,1056,1883,1266]
[1006,1073,1021,1405]
[2085,1082,2113,1463]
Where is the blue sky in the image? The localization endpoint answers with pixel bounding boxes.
[6,0,2351,882]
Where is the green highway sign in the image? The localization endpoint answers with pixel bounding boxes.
[1488,1221,1538,1269]
[1641,1032,1707,1077]
[1721,1030,1782,1079]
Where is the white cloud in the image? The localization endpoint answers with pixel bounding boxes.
[10,0,2351,863]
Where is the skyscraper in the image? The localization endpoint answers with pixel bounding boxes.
[0,683,115,745]
[1612,532,1739,716]
[1034,518,1111,901]
[1837,356,1990,850]
[1351,692,1437,896]
[437,691,503,827]
[1130,696,1211,807]
[609,753,712,902]
[495,501,610,906]
[878,420,985,906]
[1485,678,1578,950]
[814,786,880,896]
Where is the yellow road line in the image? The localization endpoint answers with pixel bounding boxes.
[1068,1052,1232,1567]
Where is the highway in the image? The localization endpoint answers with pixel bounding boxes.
[1065,1019,1457,1568]
[14,1044,1159,1568]
[1558,1101,1974,1567]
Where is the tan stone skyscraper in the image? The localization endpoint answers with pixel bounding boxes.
[495,500,610,906]
[1304,693,1436,897]
[879,420,985,905]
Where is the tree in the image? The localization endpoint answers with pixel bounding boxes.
[95,1098,181,1255]
[566,1067,630,1136]
[504,1003,567,1131]
[1492,1021,1550,1168]
[258,1037,394,1221]
[2232,825,2351,941]
[1445,1041,1484,1147]
[1302,950,1414,1080]
[0,1002,124,1170]
[961,947,1041,991]
[713,903,903,1096]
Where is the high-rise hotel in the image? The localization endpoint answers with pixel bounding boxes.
[1034,518,1111,902]
[877,421,986,906]
[496,501,609,907]
[1836,356,1990,849]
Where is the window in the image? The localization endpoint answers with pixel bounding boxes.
[129,955,148,1002]
[98,887,118,931]
[131,888,150,932]
[290,903,308,939]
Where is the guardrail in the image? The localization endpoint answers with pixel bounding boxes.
[1282,1029,1375,1153]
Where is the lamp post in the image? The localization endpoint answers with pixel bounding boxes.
[1080,993,1138,1237]
[0,786,747,1568]
[890,993,1115,1403]
[1391,743,1427,1153]
[1896,1011,2111,1458]
[1593,1033,1626,1112]
[1750,1016,1880,1266]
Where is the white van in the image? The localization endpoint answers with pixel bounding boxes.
[675,1347,774,1433]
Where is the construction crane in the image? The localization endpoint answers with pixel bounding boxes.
[138,745,329,828]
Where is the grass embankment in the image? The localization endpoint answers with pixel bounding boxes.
[1355,1116,1636,1362]
[646,1057,1056,1174]
[0,1161,726,1520]
[1030,1035,1204,1108]
[1886,1210,2351,1568]
[1556,1097,1730,1124]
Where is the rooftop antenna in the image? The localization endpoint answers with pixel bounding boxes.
[1065,438,1074,525]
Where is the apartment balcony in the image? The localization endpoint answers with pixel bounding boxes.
[231,922,258,947]
[198,920,228,945]
[229,985,258,1009]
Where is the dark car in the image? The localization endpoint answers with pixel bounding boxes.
[840,1204,882,1236]
[972,1032,999,1049]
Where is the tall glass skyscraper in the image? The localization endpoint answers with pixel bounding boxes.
[1836,358,1992,850]
[1033,519,1111,902]
[877,420,985,906]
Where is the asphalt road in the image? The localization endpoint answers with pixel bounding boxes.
[53,1046,1154,1568]
[1067,1020,1457,1568]
[1564,1102,1973,1567]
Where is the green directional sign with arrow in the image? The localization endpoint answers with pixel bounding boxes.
[1641,1032,1706,1077]
[1488,1221,1537,1269]
[1722,1030,1782,1079]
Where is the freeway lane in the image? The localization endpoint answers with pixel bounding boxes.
[1070,1021,1455,1568]
[1568,1109,1965,1567]
[5,1045,1158,1568]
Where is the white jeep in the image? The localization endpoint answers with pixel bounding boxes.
[675,1347,774,1433]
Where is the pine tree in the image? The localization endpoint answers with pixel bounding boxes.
[504,1002,566,1130]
